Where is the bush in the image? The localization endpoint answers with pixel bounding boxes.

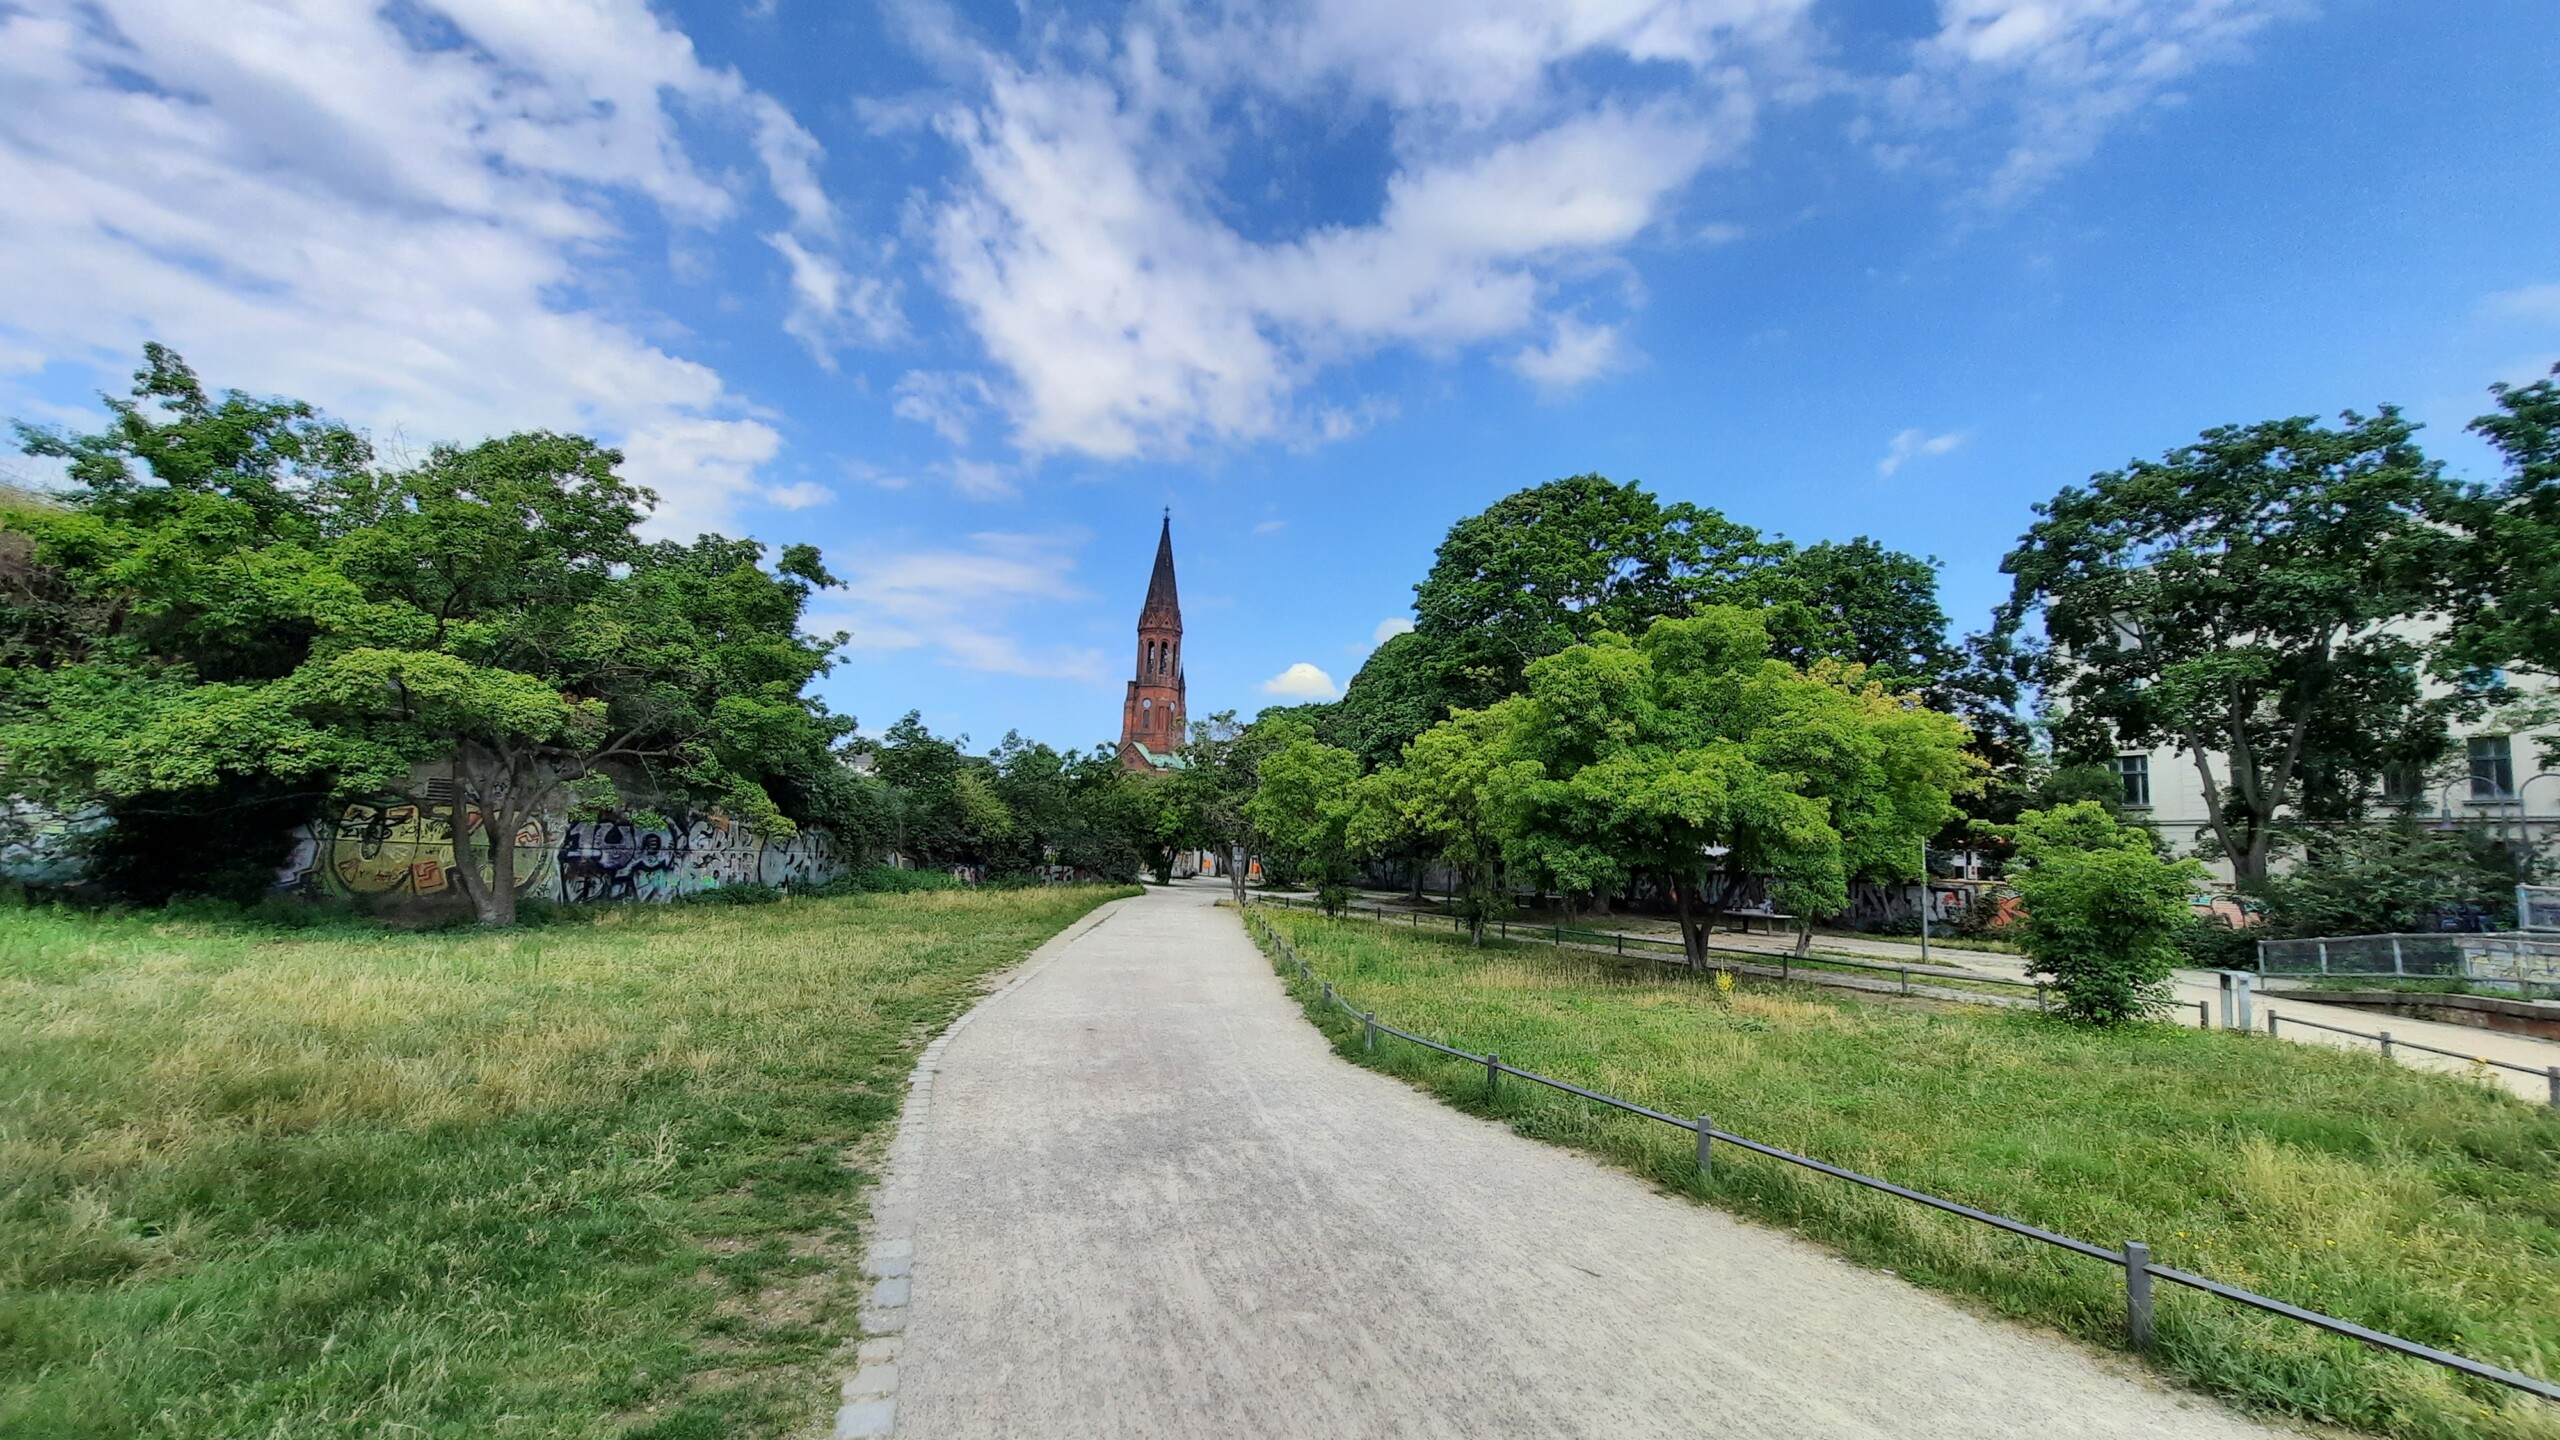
[804,865,961,897]
[2172,912,2257,970]
[671,883,782,907]
[2006,802,2205,1026]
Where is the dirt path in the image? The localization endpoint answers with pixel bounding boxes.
[869,883,2279,1439]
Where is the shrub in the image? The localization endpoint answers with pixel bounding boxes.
[2172,912,2257,970]
[2006,802,2205,1025]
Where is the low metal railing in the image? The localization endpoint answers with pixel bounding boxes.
[2260,1009,2560,1106]
[1242,904,2560,1406]
[1258,895,2051,1007]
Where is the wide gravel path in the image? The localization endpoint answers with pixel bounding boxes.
[884,882,2276,1439]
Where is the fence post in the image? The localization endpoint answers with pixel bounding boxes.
[2123,1241,2154,1351]
[2548,1066,2558,1109]
[1486,1052,1500,1099]
[1617,934,1624,955]
[1364,1011,1376,1053]
[2198,1000,2211,1029]
[1322,981,1334,1010]
[1695,1115,1713,1179]
[2317,940,2329,975]
[2391,936,2405,976]
[1901,967,1911,996]
[2379,1030,2395,1064]
[2267,1012,2280,1038]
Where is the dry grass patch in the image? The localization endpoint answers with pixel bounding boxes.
[0,885,1131,1439]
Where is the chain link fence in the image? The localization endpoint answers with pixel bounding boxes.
[2257,932,2560,991]
[2522,885,2560,932]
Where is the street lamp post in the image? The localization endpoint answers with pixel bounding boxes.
[1918,840,1931,964]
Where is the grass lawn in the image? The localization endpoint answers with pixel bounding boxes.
[0,885,1131,1439]
[1252,907,2560,1440]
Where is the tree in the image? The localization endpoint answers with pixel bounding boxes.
[2442,367,2560,757]
[1500,607,1973,966]
[1246,733,1363,913]
[1,349,853,923]
[1758,537,1961,696]
[2005,803,2204,1026]
[1997,410,2461,884]
[1170,710,1297,907]
[1359,706,1538,944]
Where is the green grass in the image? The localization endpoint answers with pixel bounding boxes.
[0,886,1132,1439]
[1252,907,2560,1440]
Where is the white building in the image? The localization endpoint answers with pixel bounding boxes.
[2115,664,2558,887]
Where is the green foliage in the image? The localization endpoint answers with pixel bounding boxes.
[2005,803,2205,1025]
[1245,733,1363,913]
[1,349,854,922]
[1335,475,1966,773]
[2246,820,2524,937]
[2442,365,2560,713]
[1998,410,2462,882]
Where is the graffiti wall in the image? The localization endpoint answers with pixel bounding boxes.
[274,783,847,912]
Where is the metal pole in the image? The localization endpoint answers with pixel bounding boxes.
[2123,1241,2154,1351]
[2391,936,2405,977]
[2198,1000,2211,1029]
[1918,839,1931,965]
[2548,1066,2558,1108]
[1696,1115,1713,1179]
[2267,1012,2280,1038]
[1486,1052,1500,1099]
[2379,1030,2394,1065]
[1364,1011,1376,1053]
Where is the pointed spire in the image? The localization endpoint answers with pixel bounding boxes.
[1141,512,1179,626]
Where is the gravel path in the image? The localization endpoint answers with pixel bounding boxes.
[873,882,2279,1439]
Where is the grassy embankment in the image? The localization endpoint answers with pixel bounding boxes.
[1252,907,2560,1440]
[0,886,1132,1439]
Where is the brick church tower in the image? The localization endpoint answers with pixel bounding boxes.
[1118,513,1187,771]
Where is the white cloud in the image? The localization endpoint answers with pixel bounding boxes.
[892,370,997,446]
[770,232,903,367]
[939,458,1019,501]
[1877,427,1969,477]
[1373,616,1416,644]
[1906,0,2299,204]
[816,532,1103,680]
[925,15,1769,460]
[1262,662,1341,699]
[763,480,835,510]
[2486,283,2560,323]
[1512,316,1631,391]
[1253,519,1288,535]
[0,0,841,531]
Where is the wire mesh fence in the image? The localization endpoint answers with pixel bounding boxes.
[2257,932,2560,988]
[2523,884,2560,933]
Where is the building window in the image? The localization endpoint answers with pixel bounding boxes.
[2114,754,2151,808]
[2470,735,2515,800]
[2382,762,2422,804]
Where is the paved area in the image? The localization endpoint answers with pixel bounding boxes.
[878,882,2277,1439]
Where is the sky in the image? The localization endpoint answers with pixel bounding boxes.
[2,0,2556,754]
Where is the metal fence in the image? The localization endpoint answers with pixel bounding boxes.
[2258,1009,2560,1106]
[2257,932,2560,992]
[1241,903,2560,1406]
[1258,895,2054,1008]
[2522,885,2560,933]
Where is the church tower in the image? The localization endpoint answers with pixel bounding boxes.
[1118,513,1187,771]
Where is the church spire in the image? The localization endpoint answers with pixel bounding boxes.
[1119,511,1187,770]
[1140,509,1179,624]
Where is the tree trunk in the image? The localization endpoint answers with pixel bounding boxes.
[1672,882,1708,970]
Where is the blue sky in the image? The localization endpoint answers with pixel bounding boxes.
[3,0,2556,753]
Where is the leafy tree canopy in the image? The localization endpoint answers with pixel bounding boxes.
[2,348,853,922]
[1996,409,2461,884]
[2442,365,2560,697]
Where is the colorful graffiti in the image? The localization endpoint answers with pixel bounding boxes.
[276,793,846,909]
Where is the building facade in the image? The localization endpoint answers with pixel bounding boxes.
[2113,659,2558,886]
[1118,515,1188,771]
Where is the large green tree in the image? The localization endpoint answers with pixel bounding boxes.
[1997,410,2460,884]
[1500,607,1974,965]
[3,349,853,922]
[2441,367,2560,759]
